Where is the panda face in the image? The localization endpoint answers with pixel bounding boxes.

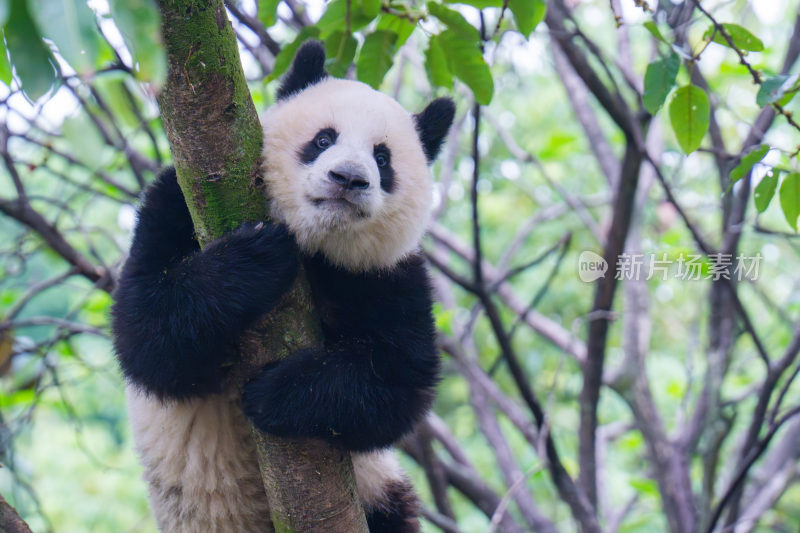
[262,78,441,272]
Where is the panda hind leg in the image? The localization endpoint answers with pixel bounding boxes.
[353,451,421,533]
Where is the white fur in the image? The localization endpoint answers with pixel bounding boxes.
[128,385,409,531]
[262,78,432,272]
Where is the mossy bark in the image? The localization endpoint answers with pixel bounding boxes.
[154,1,368,531]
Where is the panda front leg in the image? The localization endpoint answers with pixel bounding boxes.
[111,167,299,400]
[241,253,439,532]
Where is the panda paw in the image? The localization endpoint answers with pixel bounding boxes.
[208,221,299,296]
[240,352,339,441]
[221,221,297,264]
[240,360,302,437]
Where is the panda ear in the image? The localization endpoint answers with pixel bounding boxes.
[414,98,456,163]
[276,40,328,101]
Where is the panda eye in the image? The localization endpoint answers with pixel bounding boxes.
[315,133,333,149]
[374,145,391,169]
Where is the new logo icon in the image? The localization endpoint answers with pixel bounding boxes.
[578,251,607,282]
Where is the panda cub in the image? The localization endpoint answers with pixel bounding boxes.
[111,41,455,533]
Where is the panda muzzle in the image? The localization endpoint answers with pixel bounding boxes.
[328,164,370,191]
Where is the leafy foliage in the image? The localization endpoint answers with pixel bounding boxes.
[668,85,710,154]
[703,22,764,52]
[4,1,800,533]
[643,53,679,115]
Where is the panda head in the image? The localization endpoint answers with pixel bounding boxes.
[262,41,455,272]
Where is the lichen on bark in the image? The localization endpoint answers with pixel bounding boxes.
[153,1,368,531]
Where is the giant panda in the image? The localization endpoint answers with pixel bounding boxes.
[111,40,455,533]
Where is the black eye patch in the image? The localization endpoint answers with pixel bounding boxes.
[374,144,395,193]
[298,128,338,165]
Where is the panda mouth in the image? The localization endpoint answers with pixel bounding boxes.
[308,196,369,218]
[311,197,353,207]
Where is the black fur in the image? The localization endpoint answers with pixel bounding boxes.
[299,127,338,165]
[276,40,328,101]
[111,167,299,400]
[414,98,456,162]
[374,143,395,193]
[241,253,440,452]
[366,479,421,533]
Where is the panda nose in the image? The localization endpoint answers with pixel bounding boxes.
[328,167,369,190]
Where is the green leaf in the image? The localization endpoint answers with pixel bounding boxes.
[643,21,668,44]
[754,172,779,213]
[508,0,545,38]
[0,36,12,85]
[0,0,9,27]
[428,2,480,41]
[629,478,659,497]
[62,109,108,166]
[757,74,799,107]
[668,85,709,154]
[376,14,416,49]
[258,0,281,28]
[93,73,139,128]
[5,0,56,100]
[357,30,398,89]
[30,0,100,73]
[107,0,165,83]
[730,144,769,184]
[444,0,502,7]
[425,33,452,89]
[317,0,373,38]
[780,172,800,230]
[324,30,357,78]
[643,53,680,115]
[703,23,764,52]
[439,29,493,105]
[268,27,321,82]
[360,0,381,19]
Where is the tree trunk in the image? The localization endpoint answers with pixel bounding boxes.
[0,494,33,533]
[153,1,368,531]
